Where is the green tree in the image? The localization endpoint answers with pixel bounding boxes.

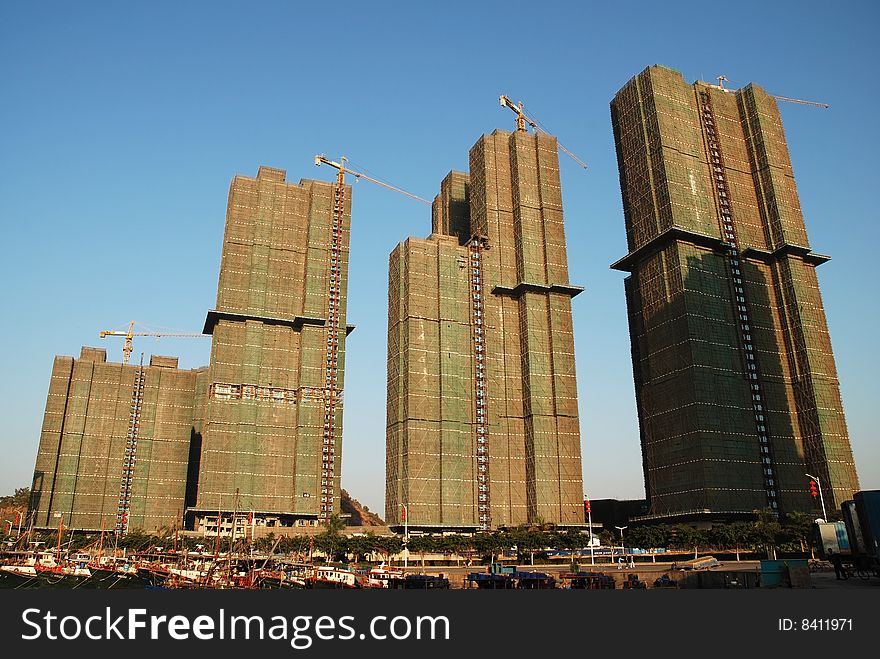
[627,525,669,551]
[279,535,311,557]
[668,525,709,555]
[597,529,615,547]
[471,532,504,563]
[346,534,375,563]
[254,533,276,553]
[782,511,816,558]
[322,514,346,535]
[374,535,403,564]
[0,487,31,509]
[504,526,547,564]
[435,534,468,565]
[752,509,784,559]
[555,528,587,551]
[117,529,155,551]
[314,531,346,563]
[310,514,348,562]
[707,522,753,560]
[406,534,437,567]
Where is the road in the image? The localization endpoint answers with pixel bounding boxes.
[399,560,880,589]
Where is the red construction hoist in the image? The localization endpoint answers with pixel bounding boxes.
[469,237,491,529]
[317,163,346,521]
[697,89,779,512]
[116,355,145,533]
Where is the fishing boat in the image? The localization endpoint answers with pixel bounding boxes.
[254,563,310,589]
[366,563,405,588]
[0,564,41,589]
[396,574,450,589]
[307,565,361,589]
[85,556,152,589]
[31,551,94,589]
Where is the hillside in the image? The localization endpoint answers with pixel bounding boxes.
[341,489,384,526]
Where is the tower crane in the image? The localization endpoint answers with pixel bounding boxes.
[772,95,829,109]
[314,155,431,204]
[716,75,829,108]
[313,153,429,521]
[499,95,588,169]
[99,320,206,365]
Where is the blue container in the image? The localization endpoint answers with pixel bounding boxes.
[834,522,850,552]
[760,560,786,587]
[760,559,808,588]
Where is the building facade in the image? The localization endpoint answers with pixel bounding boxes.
[610,65,860,522]
[30,348,204,533]
[30,166,351,534]
[387,130,585,530]
[193,166,351,529]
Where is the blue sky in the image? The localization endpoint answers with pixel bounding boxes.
[1,1,877,515]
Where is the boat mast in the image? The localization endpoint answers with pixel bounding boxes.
[228,488,239,585]
[98,517,105,561]
[214,494,222,558]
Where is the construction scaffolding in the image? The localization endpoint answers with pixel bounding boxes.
[29,165,352,535]
[195,166,350,526]
[610,65,860,520]
[387,129,585,530]
[31,348,203,533]
[115,356,145,534]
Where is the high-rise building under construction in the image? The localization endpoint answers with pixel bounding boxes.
[387,129,585,530]
[30,348,205,534]
[610,65,860,522]
[29,166,351,533]
[191,165,351,529]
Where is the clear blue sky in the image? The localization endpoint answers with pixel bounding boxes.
[1,1,877,515]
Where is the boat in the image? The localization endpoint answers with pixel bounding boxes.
[466,570,556,589]
[366,563,405,588]
[306,565,361,589]
[85,556,152,589]
[0,564,41,589]
[560,571,616,590]
[392,574,450,589]
[254,564,310,589]
[29,551,95,588]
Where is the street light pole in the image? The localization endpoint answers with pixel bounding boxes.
[805,473,827,522]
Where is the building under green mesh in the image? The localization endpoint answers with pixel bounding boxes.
[387,131,585,530]
[30,348,204,533]
[610,65,860,522]
[193,166,350,531]
[30,166,351,535]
